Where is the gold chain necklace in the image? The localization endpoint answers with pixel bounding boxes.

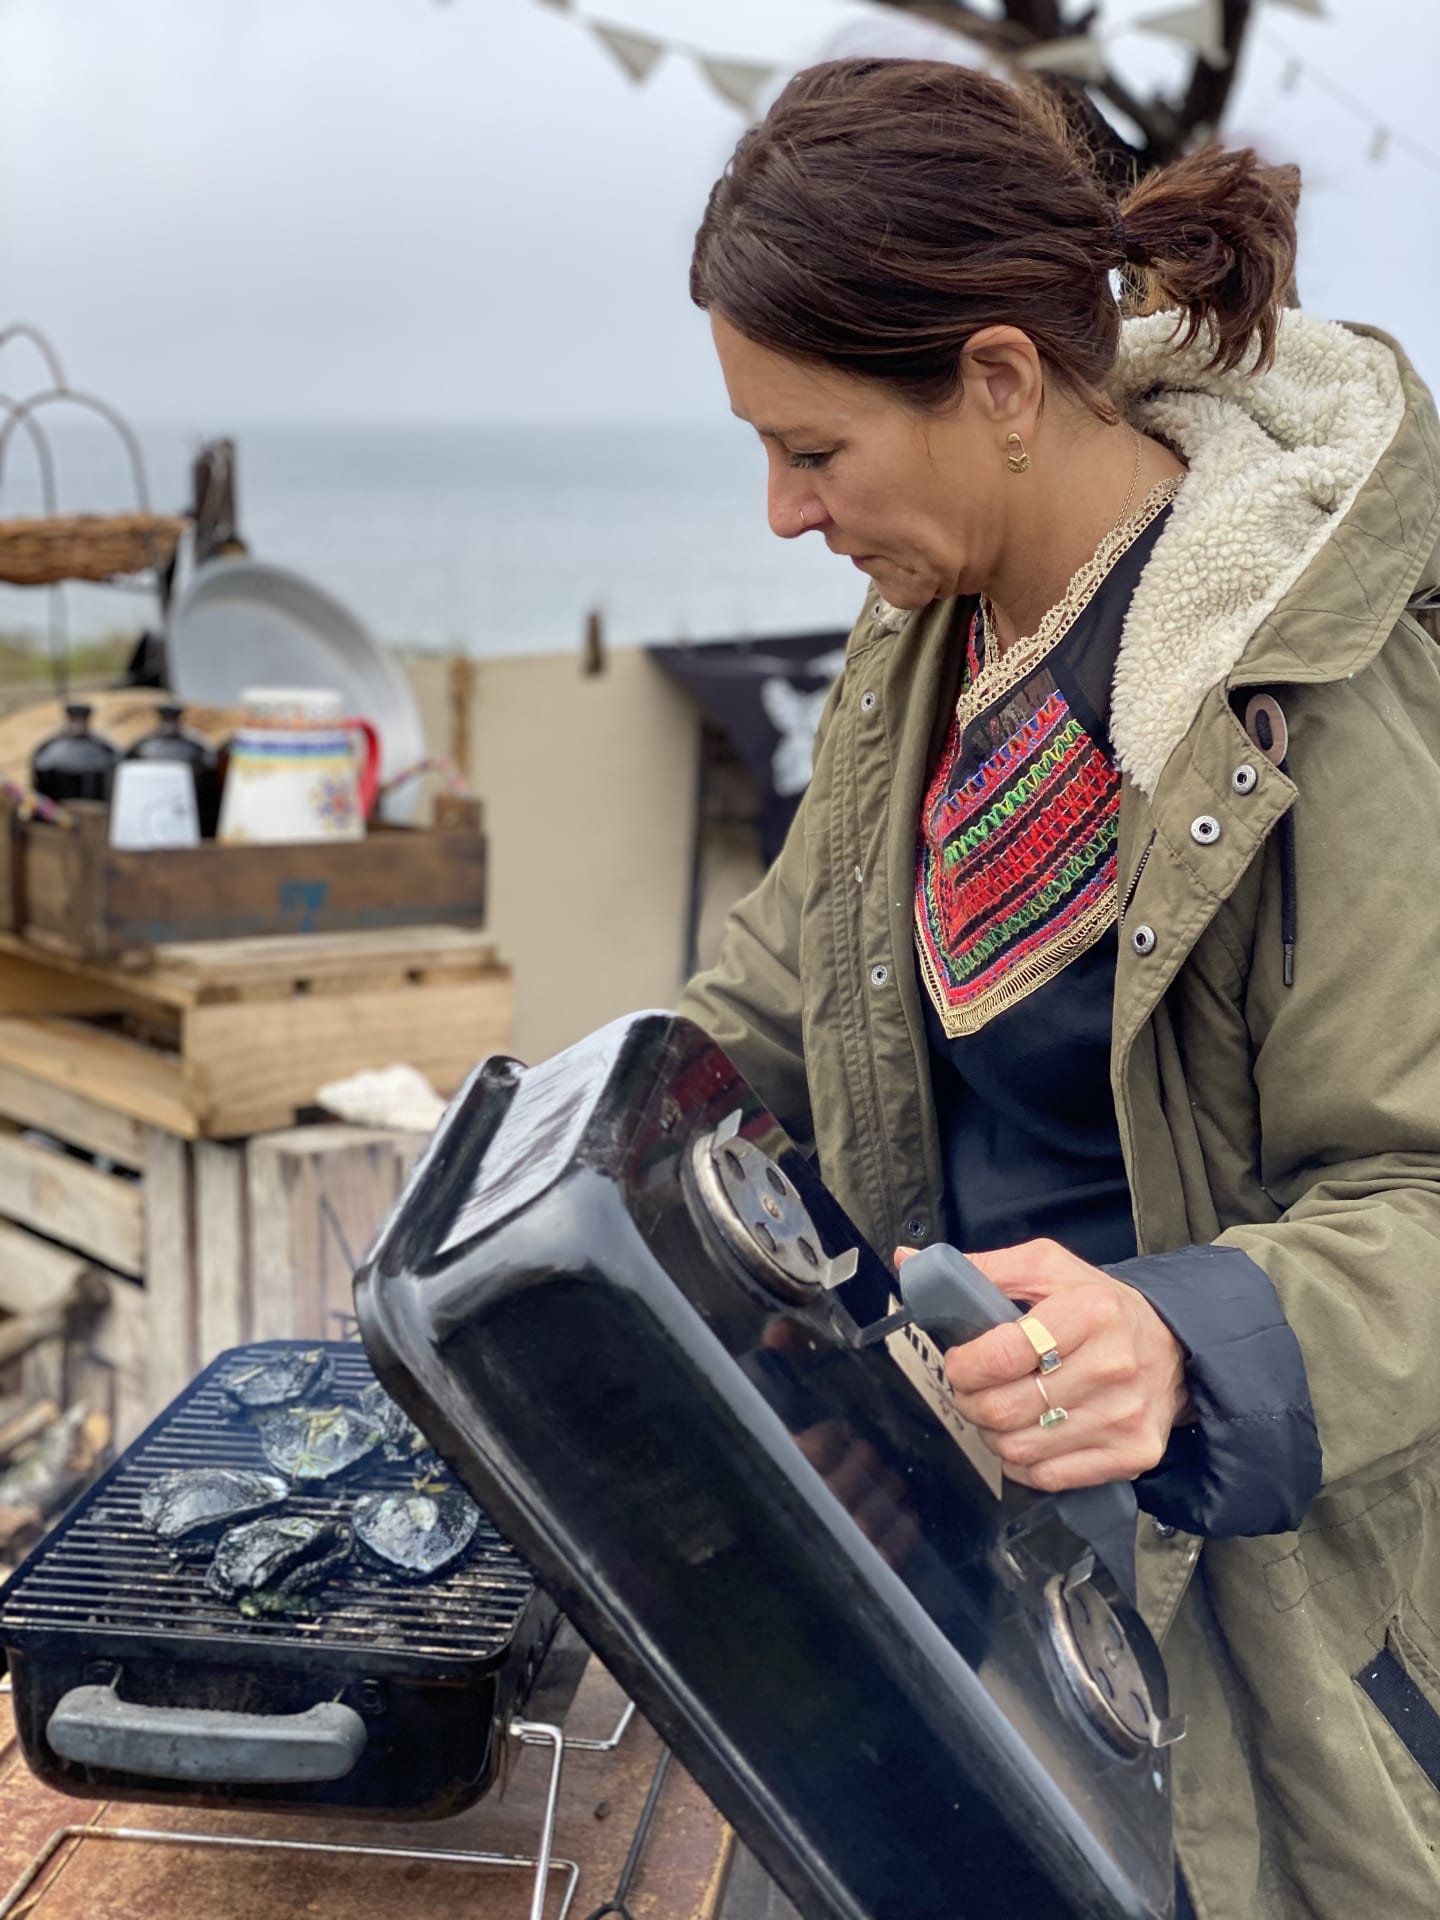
[1114,423,1143,529]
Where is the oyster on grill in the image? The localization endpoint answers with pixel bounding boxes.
[206,1513,353,1614]
[139,1467,290,1546]
[255,1404,383,1482]
[357,1380,429,1460]
[219,1348,333,1413]
[353,1483,481,1580]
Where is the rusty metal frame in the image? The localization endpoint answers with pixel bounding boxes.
[562,1698,636,1753]
[0,1715,580,1920]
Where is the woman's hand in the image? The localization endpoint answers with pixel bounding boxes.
[894,1239,1191,1493]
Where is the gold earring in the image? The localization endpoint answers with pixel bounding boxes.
[1006,432,1031,474]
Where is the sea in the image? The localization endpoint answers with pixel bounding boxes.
[0,419,867,661]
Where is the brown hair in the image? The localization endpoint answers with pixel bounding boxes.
[690,59,1300,413]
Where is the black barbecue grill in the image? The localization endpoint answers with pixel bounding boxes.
[357,1012,1181,1920]
[0,1341,554,1819]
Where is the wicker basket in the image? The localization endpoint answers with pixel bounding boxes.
[0,512,186,587]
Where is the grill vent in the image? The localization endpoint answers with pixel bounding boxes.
[1,1343,534,1668]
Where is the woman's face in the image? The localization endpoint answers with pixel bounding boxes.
[712,312,1032,611]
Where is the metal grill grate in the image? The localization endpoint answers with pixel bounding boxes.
[0,1343,535,1666]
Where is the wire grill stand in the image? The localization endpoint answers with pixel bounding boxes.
[0,1682,641,1920]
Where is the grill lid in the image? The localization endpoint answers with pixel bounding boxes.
[355,1013,1179,1920]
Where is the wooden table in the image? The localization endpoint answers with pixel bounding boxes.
[0,1654,744,1920]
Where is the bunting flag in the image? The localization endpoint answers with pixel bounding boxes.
[589,19,665,85]
[1134,0,1228,69]
[1262,27,1440,179]
[1016,35,1110,84]
[700,56,777,115]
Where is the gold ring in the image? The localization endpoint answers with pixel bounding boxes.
[1036,1376,1069,1430]
[1018,1313,1062,1376]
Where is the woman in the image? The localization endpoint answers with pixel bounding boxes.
[677,57,1440,1920]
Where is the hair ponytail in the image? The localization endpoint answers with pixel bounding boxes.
[1114,145,1300,373]
[692,60,1303,411]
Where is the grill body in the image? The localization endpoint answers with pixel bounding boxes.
[0,1342,553,1818]
[356,1013,1179,1920]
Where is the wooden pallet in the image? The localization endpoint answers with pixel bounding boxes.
[0,925,510,1138]
[0,1086,428,1449]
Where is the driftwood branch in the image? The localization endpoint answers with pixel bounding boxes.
[0,1397,60,1464]
[0,1268,110,1370]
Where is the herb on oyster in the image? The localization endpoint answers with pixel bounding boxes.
[255,1403,383,1482]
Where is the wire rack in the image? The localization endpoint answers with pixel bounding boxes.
[0,1669,642,1920]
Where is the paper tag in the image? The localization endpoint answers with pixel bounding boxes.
[437,1018,633,1254]
[884,1313,1003,1499]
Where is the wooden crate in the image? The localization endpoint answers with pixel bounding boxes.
[245,1125,425,1345]
[0,925,511,1138]
[0,796,486,961]
[0,1072,431,1448]
[0,1119,214,1448]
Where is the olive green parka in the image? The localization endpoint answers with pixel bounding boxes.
[678,310,1440,1917]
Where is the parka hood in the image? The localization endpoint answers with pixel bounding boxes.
[1108,310,1440,796]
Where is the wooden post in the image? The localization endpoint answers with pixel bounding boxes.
[581,607,605,676]
[194,1140,251,1362]
[141,1128,197,1405]
[448,651,476,782]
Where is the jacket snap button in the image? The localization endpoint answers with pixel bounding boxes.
[859,690,877,712]
[1190,814,1221,845]
[1151,1518,1177,1540]
[905,1215,928,1241]
[1131,924,1157,956]
[1231,764,1258,795]
[869,963,889,987]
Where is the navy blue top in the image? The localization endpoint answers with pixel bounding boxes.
[922,928,1136,1266]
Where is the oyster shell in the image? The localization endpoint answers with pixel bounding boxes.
[255,1404,383,1482]
[219,1348,333,1413]
[139,1467,290,1546]
[353,1484,481,1580]
[357,1381,429,1460]
[206,1513,353,1613]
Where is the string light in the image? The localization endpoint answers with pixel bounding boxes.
[1261,28,1440,180]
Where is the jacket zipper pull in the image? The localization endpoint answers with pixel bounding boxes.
[1120,832,1155,922]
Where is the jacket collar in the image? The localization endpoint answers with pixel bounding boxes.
[1108,311,1439,795]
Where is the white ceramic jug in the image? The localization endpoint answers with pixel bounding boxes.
[217,688,380,845]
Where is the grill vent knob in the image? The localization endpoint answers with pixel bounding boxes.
[1045,1565,1185,1755]
[690,1112,858,1303]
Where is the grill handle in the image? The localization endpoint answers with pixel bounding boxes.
[47,1685,368,1784]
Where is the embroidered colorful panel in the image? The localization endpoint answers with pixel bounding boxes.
[915,479,1180,1038]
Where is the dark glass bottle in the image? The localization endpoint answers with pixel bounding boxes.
[30,704,121,806]
[124,703,222,838]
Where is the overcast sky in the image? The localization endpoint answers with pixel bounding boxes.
[1,0,1437,430]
